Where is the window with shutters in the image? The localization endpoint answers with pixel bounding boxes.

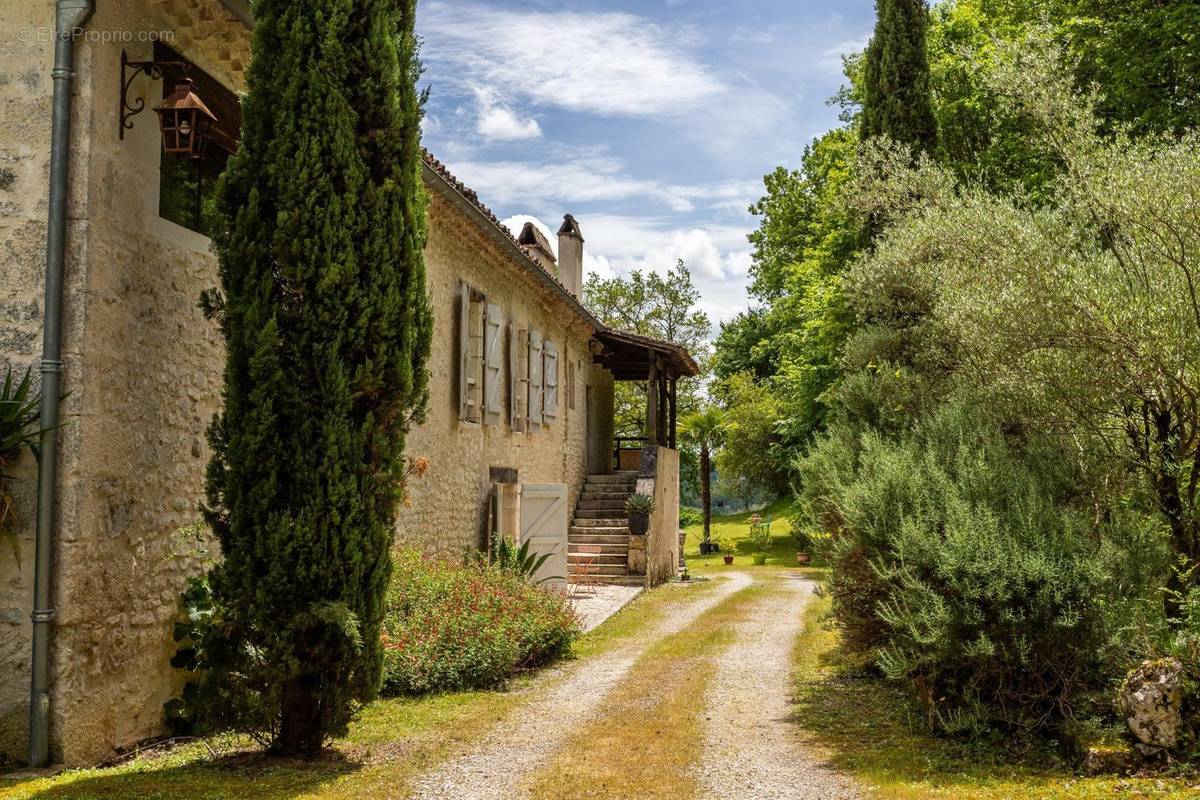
[527,328,543,431]
[543,340,559,421]
[458,283,486,424]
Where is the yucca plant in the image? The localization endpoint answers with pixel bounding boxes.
[0,366,42,533]
[493,536,561,585]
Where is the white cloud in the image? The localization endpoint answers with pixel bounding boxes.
[473,87,542,141]
[819,37,869,75]
[501,213,752,329]
[450,157,759,217]
[422,3,724,117]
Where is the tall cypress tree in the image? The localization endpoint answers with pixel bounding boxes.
[201,0,431,755]
[861,0,938,153]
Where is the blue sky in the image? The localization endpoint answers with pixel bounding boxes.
[417,0,875,328]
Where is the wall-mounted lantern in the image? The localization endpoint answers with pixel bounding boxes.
[120,49,217,158]
[154,79,217,158]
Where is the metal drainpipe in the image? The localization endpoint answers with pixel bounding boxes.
[29,0,94,768]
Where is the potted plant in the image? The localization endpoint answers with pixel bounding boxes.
[626,492,655,536]
[793,527,813,565]
[722,544,735,566]
[748,515,771,566]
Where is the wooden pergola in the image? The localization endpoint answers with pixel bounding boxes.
[593,328,701,450]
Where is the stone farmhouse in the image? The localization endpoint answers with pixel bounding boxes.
[0,0,697,767]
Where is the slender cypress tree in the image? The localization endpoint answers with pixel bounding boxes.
[860,0,938,154]
[201,0,431,755]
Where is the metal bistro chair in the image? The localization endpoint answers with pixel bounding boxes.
[569,544,602,598]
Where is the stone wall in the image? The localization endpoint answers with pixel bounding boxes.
[396,192,613,558]
[0,0,57,766]
[636,445,680,588]
[0,0,247,765]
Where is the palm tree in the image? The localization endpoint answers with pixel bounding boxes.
[679,406,725,551]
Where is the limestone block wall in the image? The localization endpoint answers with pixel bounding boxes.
[0,0,57,766]
[0,0,247,765]
[641,446,681,588]
[396,193,614,558]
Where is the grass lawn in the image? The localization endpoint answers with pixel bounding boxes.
[0,580,714,800]
[683,498,816,575]
[793,588,1200,799]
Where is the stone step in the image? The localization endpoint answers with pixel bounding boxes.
[587,473,639,485]
[579,491,633,501]
[568,562,633,577]
[567,553,628,566]
[569,534,630,548]
[576,498,629,511]
[568,542,629,555]
[569,573,646,587]
[570,519,628,529]
[574,509,633,519]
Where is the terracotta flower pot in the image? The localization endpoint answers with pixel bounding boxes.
[796,552,812,565]
[723,555,735,565]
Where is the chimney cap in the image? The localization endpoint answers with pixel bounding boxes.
[517,221,557,263]
[557,213,584,243]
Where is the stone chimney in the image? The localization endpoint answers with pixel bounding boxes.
[557,214,584,298]
[516,221,557,274]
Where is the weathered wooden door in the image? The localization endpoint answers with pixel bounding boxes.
[519,483,568,591]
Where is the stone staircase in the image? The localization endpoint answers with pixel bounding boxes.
[568,471,644,587]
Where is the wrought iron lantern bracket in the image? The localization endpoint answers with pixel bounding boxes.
[119,49,188,139]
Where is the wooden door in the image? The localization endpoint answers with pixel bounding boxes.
[519,483,568,591]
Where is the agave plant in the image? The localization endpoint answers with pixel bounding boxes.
[493,536,561,585]
[625,493,655,515]
[0,366,43,533]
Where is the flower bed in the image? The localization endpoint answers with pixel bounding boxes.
[381,550,580,695]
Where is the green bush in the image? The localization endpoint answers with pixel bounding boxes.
[679,506,703,529]
[380,551,579,695]
[805,404,1122,734]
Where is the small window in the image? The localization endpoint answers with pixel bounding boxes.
[155,44,241,237]
[567,359,577,411]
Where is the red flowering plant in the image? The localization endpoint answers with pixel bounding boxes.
[381,550,580,695]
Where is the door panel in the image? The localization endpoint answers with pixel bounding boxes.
[519,483,568,591]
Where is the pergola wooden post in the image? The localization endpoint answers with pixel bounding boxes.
[592,328,700,457]
[668,377,678,449]
[645,349,658,447]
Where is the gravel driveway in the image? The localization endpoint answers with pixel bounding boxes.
[695,573,860,799]
[406,572,752,800]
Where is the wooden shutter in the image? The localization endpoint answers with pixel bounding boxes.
[543,340,559,420]
[508,321,520,430]
[528,328,543,430]
[484,303,503,425]
[458,283,470,421]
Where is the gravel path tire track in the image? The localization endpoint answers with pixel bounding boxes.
[695,573,860,800]
[406,572,753,800]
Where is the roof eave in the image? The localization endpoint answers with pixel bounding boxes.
[421,162,603,332]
